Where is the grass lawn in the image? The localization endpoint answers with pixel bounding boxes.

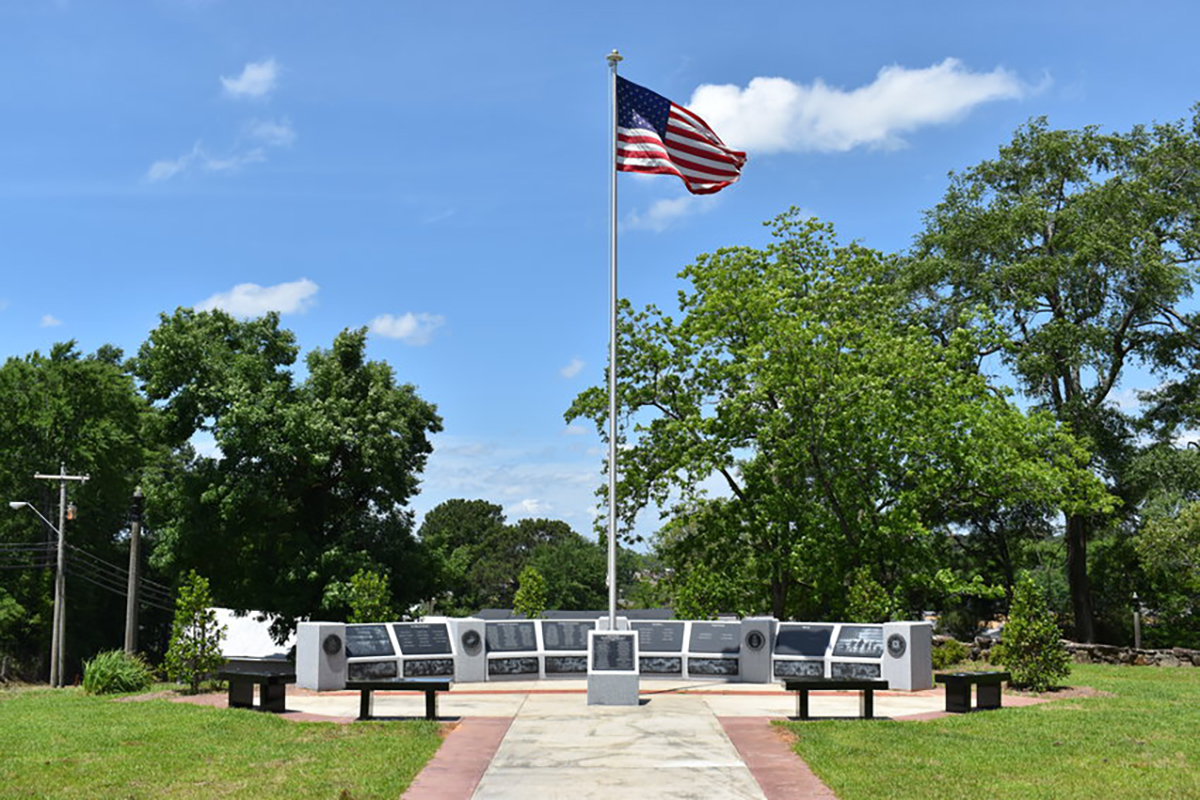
[782,663,1200,799]
[0,686,444,798]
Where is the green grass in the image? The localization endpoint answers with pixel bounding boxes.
[0,686,443,798]
[782,663,1200,799]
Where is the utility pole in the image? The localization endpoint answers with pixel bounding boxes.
[34,464,89,687]
[124,487,144,654]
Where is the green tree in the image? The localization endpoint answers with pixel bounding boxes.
[0,342,157,679]
[992,573,1072,691]
[136,311,441,637]
[164,571,226,693]
[512,566,548,619]
[913,112,1200,641]
[417,499,509,613]
[568,211,1109,619]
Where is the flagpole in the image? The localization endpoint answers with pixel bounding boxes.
[605,48,622,631]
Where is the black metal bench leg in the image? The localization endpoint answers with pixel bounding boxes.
[860,689,875,719]
[228,679,254,709]
[977,683,1002,710]
[359,689,374,720]
[425,690,437,721]
[797,690,811,720]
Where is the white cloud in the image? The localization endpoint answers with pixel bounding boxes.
[369,312,445,346]
[624,195,717,233]
[197,278,318,316]
[563,424,589,436]
[506,498,552,518]
[560,357,585,378]
[247,118,296,147]
[688,58,1029,153]
[40,314,62,327]
[0,298,9,312]
[221,58,279,99]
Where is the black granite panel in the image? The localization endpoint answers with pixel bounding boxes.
[639,656,683,674]
[832,626,884,658]
[544,656,588,674]
[403,658,454,677]
[632,621,685,653]
[591,633,636,672]
[830,661,882,679]
[774,625,834,657]
[487,657,540,676]
[485,622,538,652]
[345,625,395,658]
[540,621,593,651]
[688,622,741,654]
[393,623,452,655]
[348,660,398,680]
[773,659,824,678]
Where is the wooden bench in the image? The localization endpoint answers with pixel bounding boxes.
[217,668,296,713]
[344,679,452,721]
[782,678,889,720]
[935,671,1011,713]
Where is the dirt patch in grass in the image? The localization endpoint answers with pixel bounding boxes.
[1009,685,1114,700]
[113,690,180,703]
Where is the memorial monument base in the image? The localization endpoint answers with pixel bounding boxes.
[587,671,640,705]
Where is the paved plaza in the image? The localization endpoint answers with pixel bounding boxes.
[254,679,1046,799]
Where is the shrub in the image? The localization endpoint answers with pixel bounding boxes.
[164,571,226,693]
[347,568,395,623]
[513,565,548,619]
[82,650,154,695]
[846,567,894,623]
[992,573,1072,691]
[931,639,970,670]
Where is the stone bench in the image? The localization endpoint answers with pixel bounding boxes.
[781,678,890,720]
[217,667,296,713]
[344,679,452,721]
[935,670,1011,713]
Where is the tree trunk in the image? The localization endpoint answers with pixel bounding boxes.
[770,576,787,620]
[1065,513,1095,643]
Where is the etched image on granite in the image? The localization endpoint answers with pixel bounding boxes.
[544,656,588,673]
[830,661,882,679]
[687,657,739,676]
[832,625,884,658]
[487,656,540,676]
[639,656,683,674]
[348,660,399,680]
[403,658,454,677]
[773,659,824,678]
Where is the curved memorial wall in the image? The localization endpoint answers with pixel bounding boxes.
[296,617,932,690]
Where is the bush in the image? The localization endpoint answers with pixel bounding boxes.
[164,571,226,693]
[931,639,970,670]
[347,568,395,623]
[992,573,1072,691]
[512,566,548,619]
[82,650,154,695]
[845,567,894,623]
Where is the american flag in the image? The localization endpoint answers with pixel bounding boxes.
[616,76,746,195]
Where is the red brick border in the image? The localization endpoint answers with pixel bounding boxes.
[403,716,512,800]
[720,716,835,799]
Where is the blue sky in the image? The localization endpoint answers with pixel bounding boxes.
[2,1,1198,539]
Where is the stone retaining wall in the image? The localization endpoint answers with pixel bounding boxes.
[934,635,1200,667]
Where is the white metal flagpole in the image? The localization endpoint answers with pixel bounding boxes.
[605,49,622,630]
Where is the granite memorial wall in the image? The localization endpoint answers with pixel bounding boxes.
[297,616,932,690]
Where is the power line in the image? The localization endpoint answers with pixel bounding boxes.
[67,567,174,613]
[64,542,174,594]
[63,552,175,606]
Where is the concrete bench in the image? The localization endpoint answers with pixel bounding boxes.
[782,678,890,720]
[217,668,296,713]
[345,679,452,721]
[935,671,1010,713]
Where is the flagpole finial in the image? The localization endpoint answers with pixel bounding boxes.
[606,49,623,67]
